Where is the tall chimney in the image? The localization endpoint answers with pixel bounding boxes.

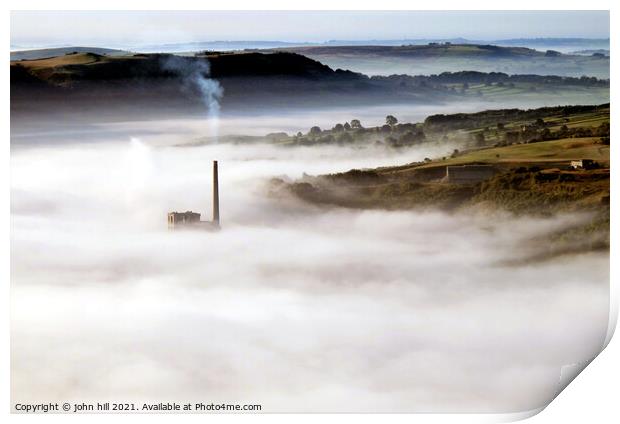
[212,160,220,225]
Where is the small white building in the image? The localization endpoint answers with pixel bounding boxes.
[570,159,595,170]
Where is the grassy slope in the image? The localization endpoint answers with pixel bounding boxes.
[452,82,609,99]
[10,51,345,82]
[287,136,610,213]
[11,53,146,84]
[430,106,610,148]
[281,131,610,253]
[15,53,104,69]
[10,47,129,61]
[284,107,610,216]
[415,137,609,168]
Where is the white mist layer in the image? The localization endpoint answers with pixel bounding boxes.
[11,123,609,413]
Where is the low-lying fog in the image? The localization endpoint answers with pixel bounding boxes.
[11,111,609,413]
[11,94,610,144]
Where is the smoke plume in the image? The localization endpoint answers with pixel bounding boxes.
[161,55,223,137]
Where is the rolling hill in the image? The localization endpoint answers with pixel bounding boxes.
[10,46,131,61]
[274,43,610,79]
[279,104,610,217]
[10,51,610,122]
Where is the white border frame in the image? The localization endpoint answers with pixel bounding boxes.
[3,2,616,423]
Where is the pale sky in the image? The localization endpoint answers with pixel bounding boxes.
[11,10,610,49]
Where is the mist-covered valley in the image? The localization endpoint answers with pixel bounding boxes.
[11,108,610,412]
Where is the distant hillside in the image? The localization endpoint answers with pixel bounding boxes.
[9,51,403,120]
[136,40,314,53]
[571,49,609,56]
[319,38,610,52]
[275,43,610,79]
[492,38,609,51]
[240,103,609,150]
[277,43,549,58]
[10,46,131,61]
[10,51,610,122]
[108,37,609,54]
[11,51,608,90]
[10,51,360,85]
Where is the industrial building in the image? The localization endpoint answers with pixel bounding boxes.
[168,160,220,231]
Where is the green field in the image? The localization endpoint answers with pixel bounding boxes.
[281,105,610,228]
[436,106,610,147]
[418,137,609,169]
